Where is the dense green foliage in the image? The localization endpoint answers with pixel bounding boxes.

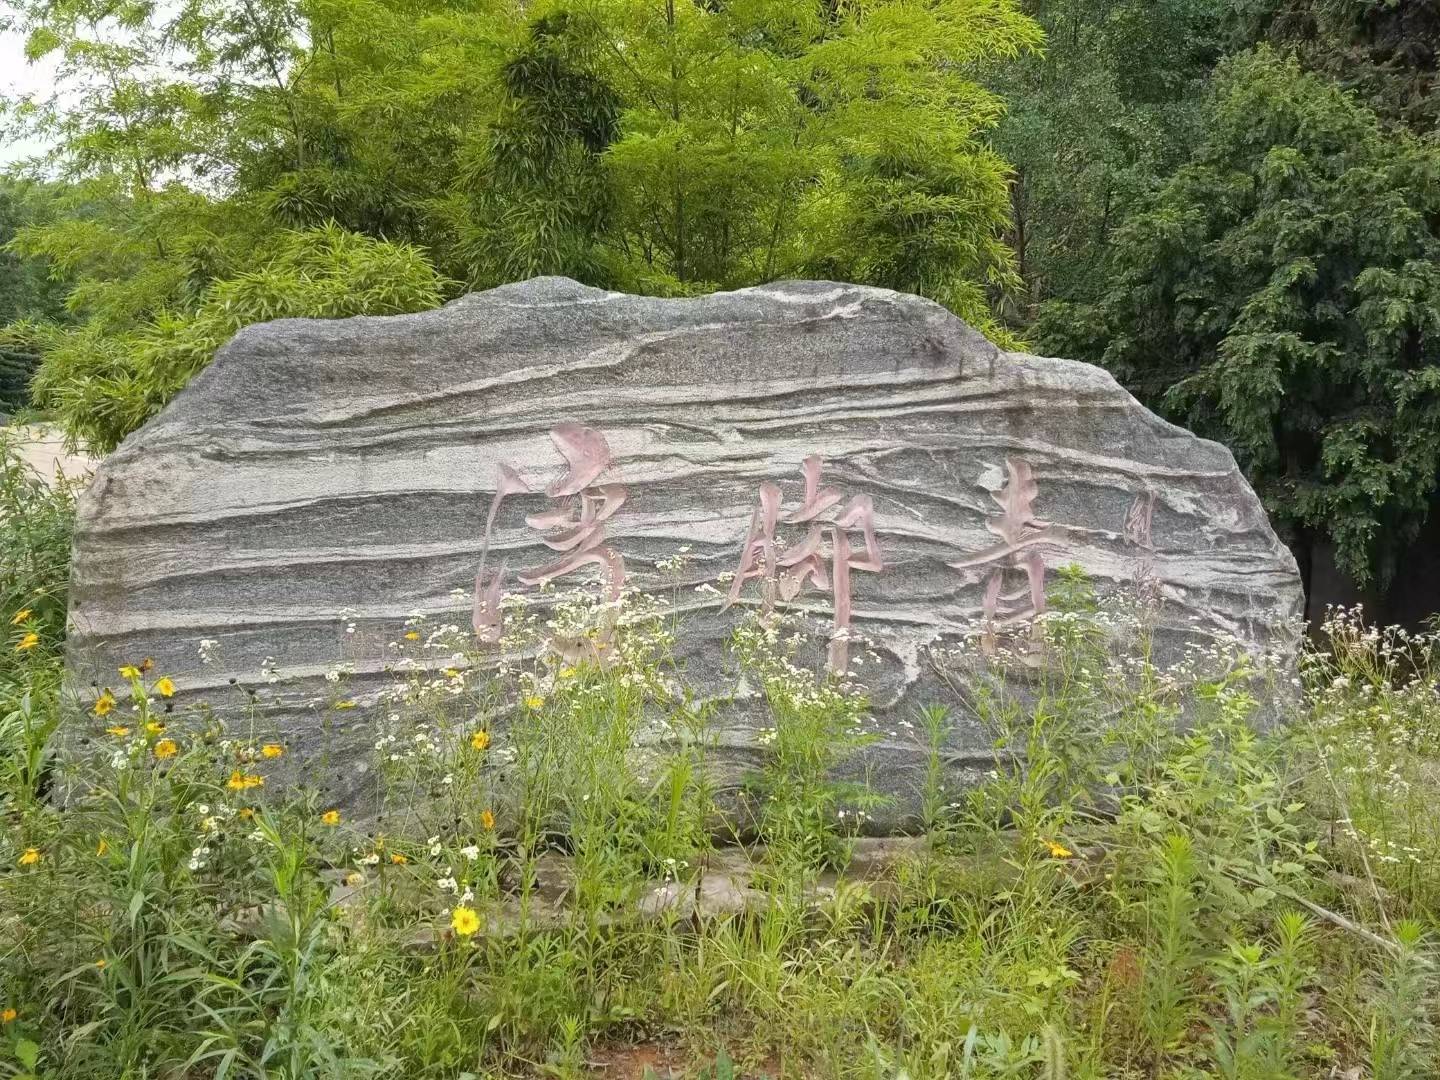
[468,0,1042,312]
[988,0,1228,316]
[999,0,1440,588]
[1246,0,1440,129]
[3,0,1042,452]
[1038,50,1440,586]
[0,180,69,412]
[18,225,447,452]
[995,0,1440,316]
[0,436,74,684]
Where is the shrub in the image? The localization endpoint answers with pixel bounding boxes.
[22,225,448,454]
[0,432,75,683]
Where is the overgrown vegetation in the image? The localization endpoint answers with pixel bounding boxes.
[15,224,447,453]
[2,441,1440,1078]
[2,3,1439,1073]
[1036,47,1440,590]
[0,180,69,414]
[1,0,1042,454]
[1000,0,1440,589]
[0,431,73,684]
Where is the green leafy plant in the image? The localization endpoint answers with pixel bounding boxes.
[0,433,75,681]
[2,579,1439,1076]
[20,225,448,453]
[1039,48,1440,587]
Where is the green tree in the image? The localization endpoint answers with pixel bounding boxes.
[4,0,488,445]
[5,0,1041,451]
[452,0,1043,327]
[588,0,1042,323]
[1239,0,1440,130]
[1037,49,1440,587]
[988,0,1231,318]
[454,10,623,285]
[0,180,70,412]
[169,0,511,251]
[6,0,246,329]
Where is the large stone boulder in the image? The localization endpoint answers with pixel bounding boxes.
[64,278,1304,821]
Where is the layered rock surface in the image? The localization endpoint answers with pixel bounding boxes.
[65,277,1304,820]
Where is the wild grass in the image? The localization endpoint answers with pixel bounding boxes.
[3,447,1440,1078]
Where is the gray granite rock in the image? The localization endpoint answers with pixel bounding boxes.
[64,277,1304,823]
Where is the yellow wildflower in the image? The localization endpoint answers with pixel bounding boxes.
[93,690,117,717]
[227,770,264,791]
[153,739,178,760]
[260,743,284,758]
[94,959,106,969]
[524,695,544,710]
[10,608,31,625]
[15,632,39,652]
[443,668,460,678]
[154,677,175,698]
[96,838,109,857]
[321,809,341,826]
[144,720,165,735]
[450,906,480,937]
[344,871,364,887]
[558,666,577,679]
[334,700,356,710]
[404,631,420,641]
[480,808,495,831]
[1,1007,15,1023]
[470,730,491,752]
[118,664,141,680]
[1045,840,1074,859]
[18,848,40,866]
[106,725,131,738]
[390,852,408,865]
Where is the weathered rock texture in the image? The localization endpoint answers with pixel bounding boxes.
[65,278,1304,820]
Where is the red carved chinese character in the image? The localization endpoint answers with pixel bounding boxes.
[472,425,629,646]
[517,482,628,598]
[726,455,883,674]
[948,458,1054,653]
